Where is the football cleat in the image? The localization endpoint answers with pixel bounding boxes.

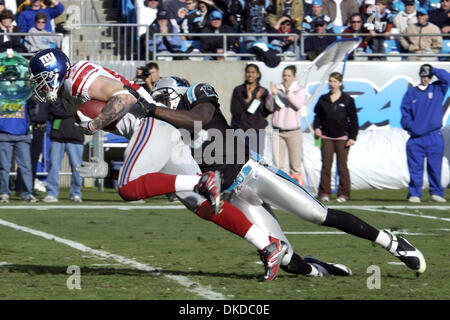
[258,236,288,282]
[303,256,352,276]
[194,171,221,215]
[384,230,426,275]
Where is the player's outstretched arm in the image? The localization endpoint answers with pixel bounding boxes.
[153,102,215,131]
[86,76,137,132]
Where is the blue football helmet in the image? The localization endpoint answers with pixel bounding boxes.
[151,76,190,109]
[29,48,71,102]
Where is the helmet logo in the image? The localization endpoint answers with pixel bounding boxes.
[38,52,56,67]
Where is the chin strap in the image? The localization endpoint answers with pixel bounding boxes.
[123,85,157,117]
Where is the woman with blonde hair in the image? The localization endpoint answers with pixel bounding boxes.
[268,65,306,186]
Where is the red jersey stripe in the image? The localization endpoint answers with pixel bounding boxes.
[72,64,95,97]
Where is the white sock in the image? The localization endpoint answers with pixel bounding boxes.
[244,225,270,250]
[307,264,323,277]
[174,175,201,192]
[375,230,392,250]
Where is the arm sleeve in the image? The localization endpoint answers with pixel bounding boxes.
[230,86,247,117]
[347,96,359,140]
[400,90,413,132]
[432,67,450,95]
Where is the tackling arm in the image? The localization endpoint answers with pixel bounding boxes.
[153,102,215,131]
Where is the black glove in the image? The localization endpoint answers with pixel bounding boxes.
[123,85,157,117]
[419,64,433,78]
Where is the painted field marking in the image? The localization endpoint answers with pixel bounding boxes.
[0,218,225,300]
[284,231,434,236]
[357,207,450,222]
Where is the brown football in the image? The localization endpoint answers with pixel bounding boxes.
[74,99,118,131]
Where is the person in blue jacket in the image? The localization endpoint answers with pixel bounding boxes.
[17,0,64,33]
[400,64,449,203]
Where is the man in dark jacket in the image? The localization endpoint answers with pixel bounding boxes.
[42,99,84,203]
[200,10,238,59]
[304,18,336,60]
[0,10,26,53]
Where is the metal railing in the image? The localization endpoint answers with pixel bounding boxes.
[67,23,449,63]
[0,32,64,57]
[78,0,100,24]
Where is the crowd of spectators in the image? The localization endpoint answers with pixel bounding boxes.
[130,0,449,60]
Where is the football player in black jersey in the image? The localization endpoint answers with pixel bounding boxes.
[148,76,427,278]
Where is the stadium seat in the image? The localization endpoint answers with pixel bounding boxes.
[440,39,450,54]
[333,26,346,39]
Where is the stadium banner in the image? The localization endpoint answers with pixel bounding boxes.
[255,61,450,192]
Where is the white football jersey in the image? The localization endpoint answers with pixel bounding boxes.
[61,61,149,138]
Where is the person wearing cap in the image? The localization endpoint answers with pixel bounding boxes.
[180,0,212,39]
[266,0,304,30]
[393,0,418,34]
[301,0,334,33]
[304,17,336,60]
[200,10,238,59]
[143,9,184,59]
[321,0,359,27]
[400,7,442,60]
[268,15,301,56]
[400,64,450,203]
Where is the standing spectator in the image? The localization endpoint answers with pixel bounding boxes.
[393,0,418,34]
[301,0,334,33]
[400,64,449,203]
[400,7,442,60]
[166,0,188,28]
[428,0,450,39]
[200,10,239,59]
[313,72,359,203]
[24,12,61,53]
[136,0,161,37]
[181,0,211,38]
[321,0,359,27]
[17,0,64,33]
[42,99,84,203]
[343,13,370,52]
[230,64,271,155]
[0,100,37,203]
[267,65,306,186]
[364,0,393,60]
[268,15,301,56]
[228,0,270,52]
[0,9,26,53]
[266,0,304,30]
[304,17,336,60]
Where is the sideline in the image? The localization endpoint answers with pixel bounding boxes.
[0,217,225,300]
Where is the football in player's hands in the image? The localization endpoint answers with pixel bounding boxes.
[74,99,118,131]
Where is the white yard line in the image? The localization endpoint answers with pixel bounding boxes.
[284,231,433,236]
[0,205,186,210]
[0,218,225,300]
[357,207,450,222]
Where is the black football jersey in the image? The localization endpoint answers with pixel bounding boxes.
[178,83,250,189]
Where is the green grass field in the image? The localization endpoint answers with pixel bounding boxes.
[0,187,449,301]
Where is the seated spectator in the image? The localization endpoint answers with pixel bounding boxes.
[302,0,334,33]
[428,0,450,39]
[142,10,184,60]
[17,0,64,33]
[322,0,359,27]
[24,12,60,53]
[304,17,336,60]
[136,0,161,37]
[400,7,442,60]
[181,0,211,39]
[266,0,304,30]
[393,0,418,34]
[364,0,393,60]
[268,15,301,56]
[200,10,238,59]
[0,9,25,53]
[343,13,370,52]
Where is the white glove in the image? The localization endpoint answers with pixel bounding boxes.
[76,157,109,178]
[75,111,97,135]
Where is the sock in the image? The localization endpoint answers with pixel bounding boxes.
[196,200,263,246]
[280,253,313,275]
[175,175,201,192]
[244,225,271,250]
[322,208,379,241]
[119,172,177,201]
[375,230,392,250]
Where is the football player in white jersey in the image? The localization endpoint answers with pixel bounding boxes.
[148,76,427,277]
[28,48,296,282]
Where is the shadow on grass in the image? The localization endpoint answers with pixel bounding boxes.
[1,264,258,280]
